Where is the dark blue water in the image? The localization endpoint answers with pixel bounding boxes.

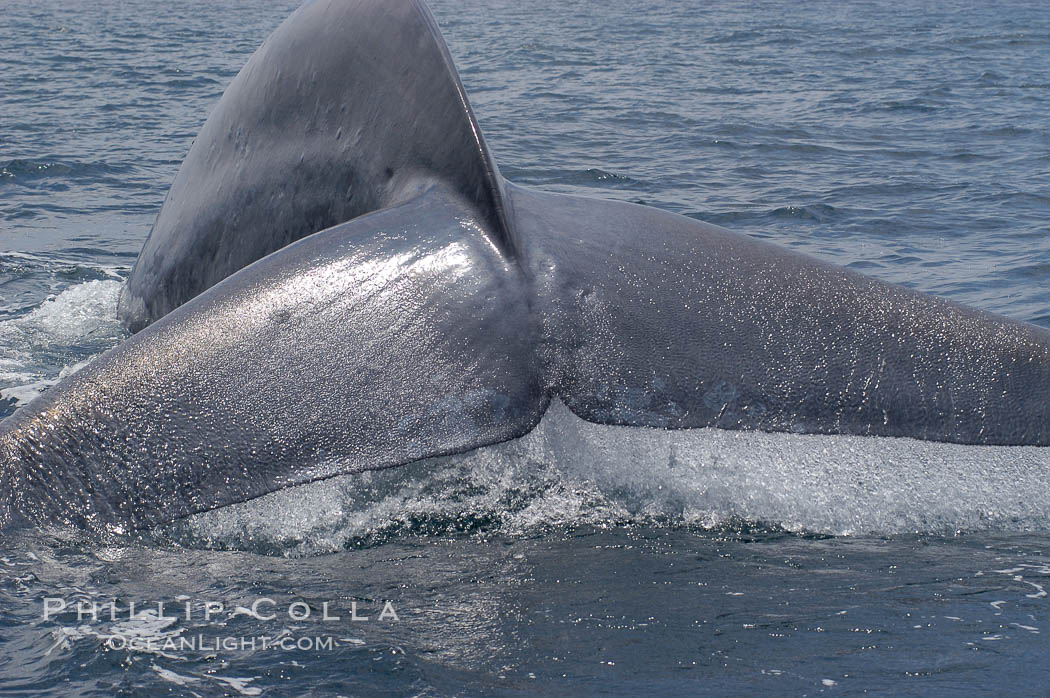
[3,0,1050,694]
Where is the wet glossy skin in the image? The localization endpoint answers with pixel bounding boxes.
[2,0,1049,531]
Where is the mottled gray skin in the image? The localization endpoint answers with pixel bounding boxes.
[3,0,1050,531]
[116,0,513,332]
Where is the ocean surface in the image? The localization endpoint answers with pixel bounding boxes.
[3,0,1050,694]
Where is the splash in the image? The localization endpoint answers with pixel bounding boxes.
[0,279,124,409]
[178,400,1050,553]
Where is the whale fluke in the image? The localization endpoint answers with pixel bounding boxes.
[118,0,513,333]
[3,185,542,530]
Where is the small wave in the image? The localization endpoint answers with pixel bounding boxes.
[0,159,133,186]
[708,30,763,44]
[766,203,840,223]
[1009,261,1050,280]
[845,260,885,271]
[507,167,642,189]
[554,168,637,185]
[0,251,126,295]
[752,141,849,156]
[978,70,1008,85]
[869,98,942,114]
[843,46,918,58]
[160,76,221,89]
[949,33,1050,47]
[972,191,1050,208]
[945,151,992,162]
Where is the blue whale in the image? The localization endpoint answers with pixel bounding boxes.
[2,0,1049,531]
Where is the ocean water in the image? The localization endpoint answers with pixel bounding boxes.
[3,0,1050,694]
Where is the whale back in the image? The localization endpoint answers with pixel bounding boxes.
[509,184,1050,445]
[117,0,513,333]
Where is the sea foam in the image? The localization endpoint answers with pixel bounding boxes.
[181,399,1050,553]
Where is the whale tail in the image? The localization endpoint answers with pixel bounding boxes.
[117,0,515,333]
[5,0,1050,533]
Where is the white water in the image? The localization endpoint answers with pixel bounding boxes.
[185,399,1050,553]
[0,279,124,408]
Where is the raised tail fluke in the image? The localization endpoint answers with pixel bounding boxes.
[118,0,515,333]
